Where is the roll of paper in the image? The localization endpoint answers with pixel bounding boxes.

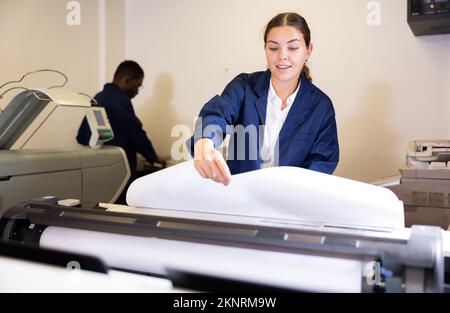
[40,226,363,293]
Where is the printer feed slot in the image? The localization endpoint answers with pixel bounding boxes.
[167,268,299,293]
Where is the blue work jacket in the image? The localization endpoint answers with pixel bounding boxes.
[188,70,339,175]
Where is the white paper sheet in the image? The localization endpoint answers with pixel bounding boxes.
[0,255,173,293]
[40,226,363,293]
[127,160,404,230]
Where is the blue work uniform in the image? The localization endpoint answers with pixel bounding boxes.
[187,70,339,175]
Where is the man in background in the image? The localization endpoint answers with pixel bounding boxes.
[77,60,166,204]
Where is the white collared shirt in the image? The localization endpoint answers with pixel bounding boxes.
[260,80,300,168]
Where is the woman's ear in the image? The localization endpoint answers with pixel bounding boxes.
[307,43,314,59]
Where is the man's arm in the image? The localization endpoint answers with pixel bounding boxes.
[120,105,164,166]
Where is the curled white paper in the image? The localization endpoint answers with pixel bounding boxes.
[127,161,404,230]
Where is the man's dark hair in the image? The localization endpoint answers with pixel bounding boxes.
[113,60,144,80]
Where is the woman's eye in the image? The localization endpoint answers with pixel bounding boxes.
[289,47,299,51]
[268,47,278,51]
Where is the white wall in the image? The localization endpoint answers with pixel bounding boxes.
[0,0,101,147]
[0,0,100,104]
[125,0,450,182]
[105,0,126,84]
[1,0,449,183]
[0,0,126,147]
[443,37,450,127]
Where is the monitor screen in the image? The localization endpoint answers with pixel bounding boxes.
[421,0,449,15]
[94,110,105,126]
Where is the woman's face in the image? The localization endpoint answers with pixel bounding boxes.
[265,26,312,86]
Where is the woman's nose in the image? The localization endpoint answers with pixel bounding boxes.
[278,49,288,60]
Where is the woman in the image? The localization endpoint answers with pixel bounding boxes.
[188,12,339,185]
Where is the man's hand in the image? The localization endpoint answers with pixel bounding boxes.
[155,156,167,168]
[194,138,231,185]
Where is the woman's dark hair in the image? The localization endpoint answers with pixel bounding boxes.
[264,13,312,82]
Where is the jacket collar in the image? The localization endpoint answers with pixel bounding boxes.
[254,70,271,98]
[254,70,311,124]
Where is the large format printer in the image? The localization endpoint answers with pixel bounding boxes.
[388,140,450,229]
[1,162,449,293]
[0,70,130,216]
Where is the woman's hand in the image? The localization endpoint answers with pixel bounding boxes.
[194,138,231,185]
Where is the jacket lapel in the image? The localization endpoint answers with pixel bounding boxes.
[279,72,313,140]
[253,70,270,124]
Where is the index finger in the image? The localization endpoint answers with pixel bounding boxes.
[213,153,231,185]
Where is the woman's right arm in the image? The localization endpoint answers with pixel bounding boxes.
[190,75,247,185]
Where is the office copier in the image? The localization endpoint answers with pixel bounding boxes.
[388,140,450,229]
[0,70,130,216]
